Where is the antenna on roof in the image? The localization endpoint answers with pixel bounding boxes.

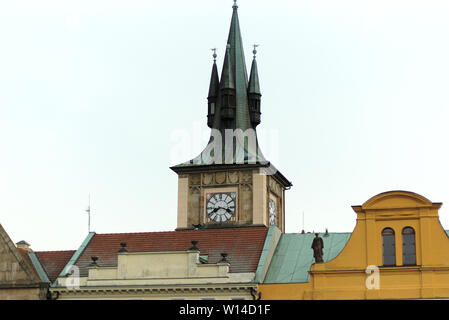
[85,194,91,233]
[301,211,305,234]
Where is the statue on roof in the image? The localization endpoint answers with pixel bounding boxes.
[311,233,324,263]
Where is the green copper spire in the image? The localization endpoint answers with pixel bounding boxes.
[208,49,220,98]
[220,44,235,90]
[248,46,261,95]
[173,1,268,167]
[207,49,220,128]
[248,45,261,127]
[218,0,251,131]
[171,1,292,191]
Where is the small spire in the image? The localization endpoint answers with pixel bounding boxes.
[208,49,220,98]
[220,44,235,89]
[233,0,238,9]
[248,45,261,95]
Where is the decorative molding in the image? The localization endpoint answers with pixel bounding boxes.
[53,284,257,297]
[215,172,226,184]
[190,174,201,186]
[228,171,239,184]
[203,173,214,185]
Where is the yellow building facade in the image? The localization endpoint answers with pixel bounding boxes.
[260,191,449,299]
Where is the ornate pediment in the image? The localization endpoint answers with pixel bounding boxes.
[360,190,438,210]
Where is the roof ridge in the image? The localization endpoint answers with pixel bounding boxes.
[94,226,267,236]
[35,250,76,253]
[285,232,352,235]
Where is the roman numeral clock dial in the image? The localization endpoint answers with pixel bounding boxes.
[206,192,236,223]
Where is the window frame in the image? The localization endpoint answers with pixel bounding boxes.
[382,227,396,267]
[402,226,417,266]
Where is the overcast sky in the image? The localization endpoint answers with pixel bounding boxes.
[1,0,449,251]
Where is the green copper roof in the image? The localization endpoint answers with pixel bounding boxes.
[264,232,351,284]
[222,3,251,131]
[220,45,235,90]
[28,252,50,283]
[254,225,281,283]
[57,232,95,284]
[248,57,261,95]
[171,2,269,168]
[208,61,220,98]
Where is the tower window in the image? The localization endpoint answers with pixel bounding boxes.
[382,228,396,266]
[402,227,416,266]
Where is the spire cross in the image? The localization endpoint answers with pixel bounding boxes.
[252,44,259,58]
[211,48,217,62]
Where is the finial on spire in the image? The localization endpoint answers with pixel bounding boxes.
[233,0,238,9]
[211,48,217,62]
[252,44,259,58]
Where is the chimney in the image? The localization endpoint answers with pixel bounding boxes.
[219,253,228,263]
[89,256,99,267]
[189,240,199,251]
[118,242,128,253]
[16,240,32,252]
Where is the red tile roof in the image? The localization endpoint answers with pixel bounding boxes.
[73,227,268,277]
[35,250,76,282]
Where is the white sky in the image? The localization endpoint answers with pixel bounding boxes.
[1,0,449,251]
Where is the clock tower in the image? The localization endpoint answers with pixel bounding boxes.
[170,1,292,232]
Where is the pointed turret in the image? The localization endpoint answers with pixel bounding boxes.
[173,0,274,167]
[207,49,220,128]
[248,46,261,127]
[248,51,260,95]
[220,0,252,131]
[170,1,292,233]
[219,44,237,123]
[220,44,236,91]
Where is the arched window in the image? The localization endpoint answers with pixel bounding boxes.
[402,227,416,266]
[382,228,396,266]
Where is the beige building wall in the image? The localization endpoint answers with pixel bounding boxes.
[0,224,47,300]
[54,250,257,300]
[177,175,189,229]
[0,287,43,300]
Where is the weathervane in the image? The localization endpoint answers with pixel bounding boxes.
[253,44,259,58]
[211,48,217,62]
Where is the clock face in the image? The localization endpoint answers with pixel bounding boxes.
[206,192,236,223]
[269,199,276,226]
